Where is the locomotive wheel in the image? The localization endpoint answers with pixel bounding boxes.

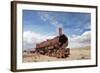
[57,52,62,58]
[56,53,60,58]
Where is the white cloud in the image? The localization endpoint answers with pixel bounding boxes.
[68,31,91,49]
[23,30,91,50]
[23,31,55,51]
[38,12,50,22]
[38,12,63,28]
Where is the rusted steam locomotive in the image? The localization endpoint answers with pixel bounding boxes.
[35,27,70,58]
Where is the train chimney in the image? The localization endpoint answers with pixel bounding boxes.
[59,27,63,36]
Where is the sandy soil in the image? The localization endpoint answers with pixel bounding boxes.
[22,46,91,63]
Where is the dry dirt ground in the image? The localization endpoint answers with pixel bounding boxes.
[22,46,91,63]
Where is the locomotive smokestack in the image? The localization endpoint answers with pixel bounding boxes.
[59,27,63,36]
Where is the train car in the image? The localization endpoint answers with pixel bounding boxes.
[35,27,70,58]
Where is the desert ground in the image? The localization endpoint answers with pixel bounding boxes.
[22,46,91,63]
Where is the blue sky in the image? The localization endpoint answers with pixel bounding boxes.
[23,10,91,37]
[22,10,91,50]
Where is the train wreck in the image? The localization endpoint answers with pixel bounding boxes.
[35,27,70,58]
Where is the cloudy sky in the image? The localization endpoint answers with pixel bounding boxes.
[22,10,91,50]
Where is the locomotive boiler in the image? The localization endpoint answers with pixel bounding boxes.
[35,27,70,58]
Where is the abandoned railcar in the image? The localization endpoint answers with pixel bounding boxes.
[35,27,70,58]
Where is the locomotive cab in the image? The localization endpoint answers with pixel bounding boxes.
[59,34,68,47]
